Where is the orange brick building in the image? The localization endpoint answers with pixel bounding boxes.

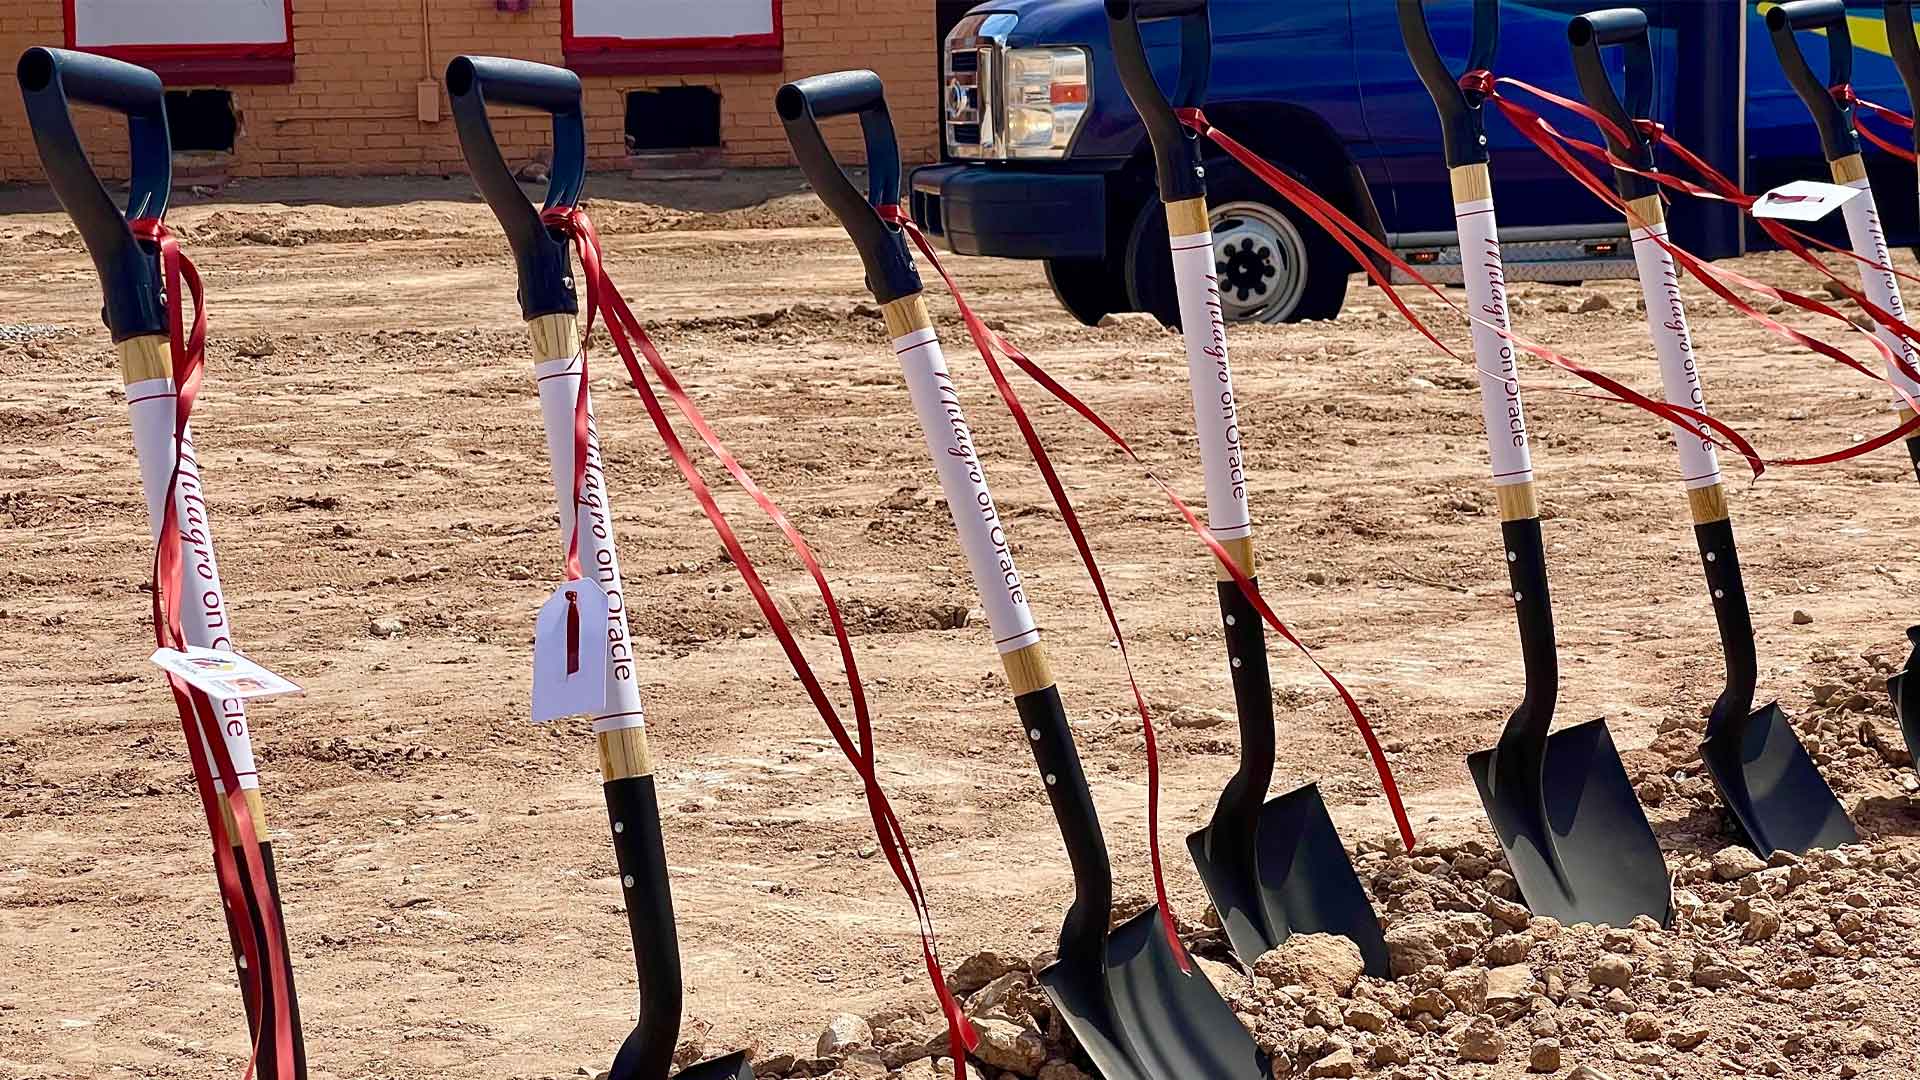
[0,0,945,182]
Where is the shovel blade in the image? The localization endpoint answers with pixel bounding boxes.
[1889,629,1920,770]
[1037,912,1268,1080]
[1254,784,1391,977]
[1103,908,1269,1080]
[1469,718,1672,928]
[1185,785,1388,977]
[1037,957,1151,1080]
[672,1053,754,1080]
[1184,821,1270,974]
[1702,703,1857,856]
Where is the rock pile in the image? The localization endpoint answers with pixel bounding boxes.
[699,675,1919,1079]
[706,827,1916,1079]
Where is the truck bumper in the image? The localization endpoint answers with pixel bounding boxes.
[908,164,1107,260]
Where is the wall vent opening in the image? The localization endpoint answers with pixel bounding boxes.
[624,86,722,154]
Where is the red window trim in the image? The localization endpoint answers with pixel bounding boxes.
[63,0,295,85]
[562,0,783,76]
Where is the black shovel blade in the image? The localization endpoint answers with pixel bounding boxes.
[1184,819,1269,971]
[1185,784,1389,977]
[614,1032,754,1080]
[1253,784,1391,977]
[1036,955,1151,1080]
[1469,717,1672,928]
[673,1052,754,1080]
[1702,703,1857,856]
[1103,908,1269,1080]
[1888,627,1920,771]
[1036,911,1267,1080]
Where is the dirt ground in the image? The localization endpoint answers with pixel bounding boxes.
[0,170,1915,1080]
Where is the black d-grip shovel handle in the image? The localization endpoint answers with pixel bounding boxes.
[16,47,171,342]
[774,70,921,304]
[1767,0,1860,162]
[1105,0,1212,203]
[446,55,586,321]
[1889,0,1920,153]
[1568,8,1658,201]
[1399,0,1500,169]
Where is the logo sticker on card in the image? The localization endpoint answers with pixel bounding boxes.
[1751,180,1862,222]
[532,578,609,723]
[151,646,304,700]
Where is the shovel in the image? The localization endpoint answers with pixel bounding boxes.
[17,47,307,1078]
[1776,0,1920,788]
[1103,0,1387,976]
[1876,0,1920,770]
[448,55,750,1080]
[1572,9,1858,856]
[1400,0,1671,927]
[778,69,1267,1080]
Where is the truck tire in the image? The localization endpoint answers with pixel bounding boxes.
[1044,256,1128,327]
[1123,165,1350,328]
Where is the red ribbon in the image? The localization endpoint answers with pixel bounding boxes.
[538,207,978,1076]
[1465,76,1912,375]
[1173,108,1772,476]
[876,206,1418,878]
[561,321,592,583]
[128,218,297,1080]
[882,210,1181,968]
[1467,74,1920,459]
[1840,86,1918,163]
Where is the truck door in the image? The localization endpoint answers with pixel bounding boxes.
[1352,0,1646,238]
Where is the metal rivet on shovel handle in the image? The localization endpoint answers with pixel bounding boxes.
[781,59,1269,1080]
[1404,0,1673,928]
[1575,10,1857,858]
[449,54,753,1080]
[1107,0,1392,981]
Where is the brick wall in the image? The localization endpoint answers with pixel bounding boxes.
[0,0,938,182]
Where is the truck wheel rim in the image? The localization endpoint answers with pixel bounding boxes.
[1210,201,1307,322]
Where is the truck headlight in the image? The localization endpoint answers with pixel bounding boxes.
[1003,47,1089,158]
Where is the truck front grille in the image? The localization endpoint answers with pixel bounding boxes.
[944,13,1014,160]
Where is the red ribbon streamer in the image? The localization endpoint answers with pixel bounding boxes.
[1841,86,1918,163]
[1173,108,1772,476]
[1470,74,1920,369]
[539,207,979,1076]
[1466,74,1920,460]
[561,325,592,583]
[1466,76,1912,376]
[876,206,1418,874]
[883,209,1182,969]
[129,218,297,1080]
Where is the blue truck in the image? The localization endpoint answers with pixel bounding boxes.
[911,1,1920,326]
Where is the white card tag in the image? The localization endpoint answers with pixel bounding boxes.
[150,646,303,701]
[532,578,609,723]
[1751,180,1862,222]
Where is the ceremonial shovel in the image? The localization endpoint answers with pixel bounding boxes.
[1873,0,1920,771]
[779,69,1267,1080]
[448,55,751,1080]
[1573,7,1857,856]
[18,46,306,1078]
[1104,0,1388,977]
[1401,0,1671,927]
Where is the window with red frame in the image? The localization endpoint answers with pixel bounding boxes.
[563,0,782,75]
[66,0,294,84]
